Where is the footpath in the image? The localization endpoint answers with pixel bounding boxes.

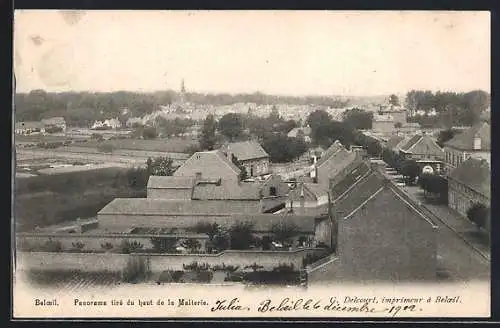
[382,166,490,261]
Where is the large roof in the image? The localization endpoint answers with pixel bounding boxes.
[448,158,491,198]
[192,180,262,200]
[393,136,412,151]
[147,176,195,189]
[222,141,269,161]
[330,164,436,227]
[288,182,328,201]
[98,198,262,215]
[444,122,491,151]
[399,135,422,152]
[174,150,241,177]
[315,140,344,167]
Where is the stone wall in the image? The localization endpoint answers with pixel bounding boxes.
[16,248,325,274]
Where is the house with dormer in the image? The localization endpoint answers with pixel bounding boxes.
[443,122,490,173]
[219,141,270,177]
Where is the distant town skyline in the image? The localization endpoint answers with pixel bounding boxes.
[14,10,490,96]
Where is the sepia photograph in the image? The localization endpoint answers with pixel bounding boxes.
[12,10,491,319]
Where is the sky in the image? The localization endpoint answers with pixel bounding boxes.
[13,10,490,96]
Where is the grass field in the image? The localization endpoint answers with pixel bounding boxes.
[14,167,147,231]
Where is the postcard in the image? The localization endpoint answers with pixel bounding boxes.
[12,10,491,319]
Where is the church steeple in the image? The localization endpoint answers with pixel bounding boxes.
[179,79,186,105]
[181,79,186,94]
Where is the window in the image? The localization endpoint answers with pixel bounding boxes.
[269,186,277,196]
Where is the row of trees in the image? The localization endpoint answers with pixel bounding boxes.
[405,90,490,127]
[381,149,421,185]
[14,89,350,125]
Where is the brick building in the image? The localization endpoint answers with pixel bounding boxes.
[443,122,490,173]
[220,141,270,177]
[447,158,491,231]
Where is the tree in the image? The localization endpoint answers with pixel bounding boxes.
[389,94,400,107]
[181,239,202,253]
[218,113,244,141]
[466,203,489,230]
[146,156,174,176]
[306,109,331,132]
[212,226,230,251]
[142,126,157,139]
[342,108,373,130]
[261,134,308,163]
[229,221,255,250]
[271,222,300,246]
[150,236,178,253]
[437,129,456,147]
[199,114,217,150]
[394,122,403,129]
[400,159,421,185]
[365,138,382,158]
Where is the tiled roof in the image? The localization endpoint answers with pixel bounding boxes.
[288,182,328,201]
[330,161,372,200]
[174,150,241,177]
[192,180,261,200]
[444,122,491,151]
[330,166,437,227]
[147,176,195,189]
[317,148,361,184]
[315,140,345,167]
[222,141,269,161]
[98,198,262,215]
[394,136,411,151]
[449,158,491,198]
[230,213,317,233]
[400,135,422,152]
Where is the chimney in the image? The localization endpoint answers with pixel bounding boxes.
[473,136,482,150]
[195,172,202,181]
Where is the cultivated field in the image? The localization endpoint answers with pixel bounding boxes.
[73,137,199,153]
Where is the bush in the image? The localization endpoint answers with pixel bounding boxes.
[467,202,489,230]
[71,241,85,251]
[183,261,210,272]
[150,236,178,253]
[101,242,114,251]
[120,240,144,254]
